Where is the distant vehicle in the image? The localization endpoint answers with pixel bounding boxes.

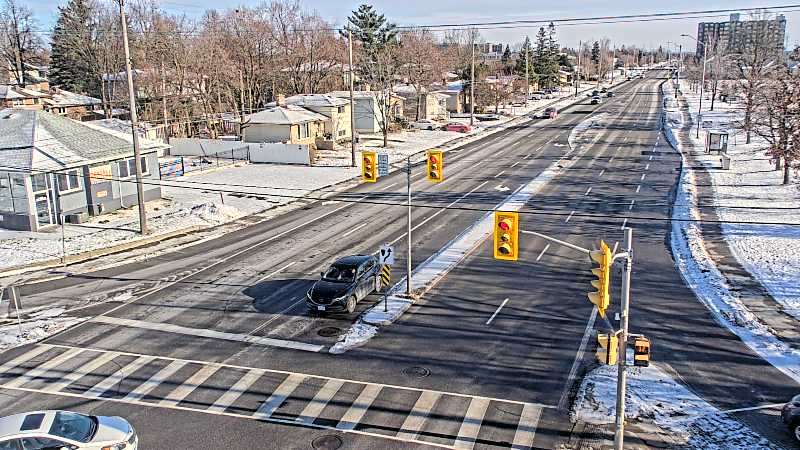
[606,91,614,98]
[0,410,137,450]
[543,107,558,119]
[591,96,602,105]
[410,119,440,131]
[306,255,380,314]
[445,122,472,133]
[783,393,800,442]
[529,91,545,100]
[600,87,607,93]
[477,114,501,121]
[591,90,599,97]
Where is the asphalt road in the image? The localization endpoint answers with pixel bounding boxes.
[1,74,797,449]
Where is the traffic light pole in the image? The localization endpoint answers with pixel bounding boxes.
[613,227,633,450]
[406,156,412,295]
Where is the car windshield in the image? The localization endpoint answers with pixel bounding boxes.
[48,411,96,443]
[323,265,356,283]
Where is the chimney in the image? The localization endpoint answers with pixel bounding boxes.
[276,94,286,107]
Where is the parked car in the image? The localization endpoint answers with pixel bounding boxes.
[529,91,545,100]
[783,393,800,443]
[410,119,440,131]
[306,255,380,314]
[606,91,614,98]
[0,410,137,450]
[591,90,599,97]
[591,96,602,105]
[445,122,472,133]
[600,87,607,93]
[477,114,501,121]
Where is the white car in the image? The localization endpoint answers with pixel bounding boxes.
[0,411,137,450]
[410,119,440,130]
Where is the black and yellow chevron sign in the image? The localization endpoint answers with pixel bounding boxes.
[380,265,391,288]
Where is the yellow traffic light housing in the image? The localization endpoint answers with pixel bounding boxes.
[362,151,377,182]
[493,211,519,261]
[596,332,618,365]
[588,240,612,317]
[427,150,444,182]
[633,336,651,367]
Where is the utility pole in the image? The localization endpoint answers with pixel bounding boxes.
[525,38,529,103]
[676,44,682,97]
[348,29,357,168]
[610,45,616,84]
[470,32,476,126]
[118,0,147,235]
[575,40,581,97]
[406,156,412,295]
[596,42,603,89]
[613,227,634,450]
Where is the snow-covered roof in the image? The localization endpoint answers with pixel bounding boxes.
[246,105,327,125]
[0,108,168,172]
[0,86,24,100]
[285,94,348,108]
[44,88,101,107]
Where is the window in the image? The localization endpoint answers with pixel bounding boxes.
[117,156,148,178]
[57,169,80,192]
[299,122,310,139]
[31,174,47,193]
[48,411,95,443]
[337,106,345,114]
[0,439,20,450]
[338,129,346,137]
[19,436,68,450]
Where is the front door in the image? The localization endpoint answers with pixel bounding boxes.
[32,173,56,227]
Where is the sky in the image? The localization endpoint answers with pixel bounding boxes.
[29,0,800,51]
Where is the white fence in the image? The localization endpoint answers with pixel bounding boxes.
[168,138,310,165]
[248,143,310,165]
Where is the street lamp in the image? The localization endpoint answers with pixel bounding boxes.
[681,34,707,138]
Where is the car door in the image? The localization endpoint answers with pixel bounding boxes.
[19,437,72,450]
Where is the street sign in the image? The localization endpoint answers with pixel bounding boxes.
[378,153,389,177]
[380,265,391,289]
[378,244,395,265]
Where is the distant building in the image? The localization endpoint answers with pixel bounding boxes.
[242,104,326,147]
[284,94,352,143]
[696,13,786,59]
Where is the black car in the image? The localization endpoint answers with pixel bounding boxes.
[606,91,614,98]
[306,255,380,314]
[783,393,800,443]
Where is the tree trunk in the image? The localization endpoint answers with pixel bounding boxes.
[783,157,791,185]
[710,81,717,111]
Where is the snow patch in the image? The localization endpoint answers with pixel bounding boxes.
[0,315,85,351]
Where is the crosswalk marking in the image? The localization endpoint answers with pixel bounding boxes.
[510,404,543,450]
[295,378,345,425]
[84,356,156,398]
[42,351,120,393]
[207,369,263,414]
[123,360,187,402]
[452,397,491,450]
[253,373,306,420]
[336,384,382,431]
[0,345,51,377]
[158,364,219,407]
[396,390,441,441]
[3,347,82,389]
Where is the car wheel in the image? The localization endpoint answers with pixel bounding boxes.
[346,295,357,314]
[793,421,800,442]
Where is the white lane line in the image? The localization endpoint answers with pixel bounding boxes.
[628,199,635,210]
[511,161,520,168]
[649,154,654,161]
[296,378,346,425]
[485,298,510,325]
[536,244,551,262]
[4,347,83,389]
[341,222,369,238]
[608,156,615,163]
[620,218,628,230]
[336,384,383,430]
[84,356,156,398]
[494,170,506,178]
[207,369,264,414]
[598,169,605,177]
[635,185,641,194]
[43,351,120,394]
[612,241,619,255]
[453,397,491,450]
[247,295,307,336]
[511,404,543,450]
[123,360,188,402]
[91,316,324,353]
[378,182,399,191]
[640,173,646,181]
[645,163,650,171]
[558,306,598,409]
[396,391,442,441]
[254,373,307,420]
[523,154,532,160]
[255,262,297,284]
[720,403,786,414]
[565,211,575,223]
[584,187,592,196]
[0,345,52,376]
[159,364,220,407]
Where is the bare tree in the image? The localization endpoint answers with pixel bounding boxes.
[397,27,447,121]
[0,0,41,84]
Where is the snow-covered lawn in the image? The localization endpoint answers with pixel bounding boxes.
[573,363,778,449]
[0,307,85,351]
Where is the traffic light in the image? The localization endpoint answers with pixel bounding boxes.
[427,150,443,182]
[362,151,377,182]
[493,211,519,261]
[633,336,651,367]
[588,240,612,317]
[596,332,618,365]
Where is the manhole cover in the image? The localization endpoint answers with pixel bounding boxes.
[317,327,342,337]
[311,434,342,450]
[402,366,431,378]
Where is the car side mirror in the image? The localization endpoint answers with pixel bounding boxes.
[320,272,325,278]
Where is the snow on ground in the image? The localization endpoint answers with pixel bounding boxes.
[676,80,800,321]
[0,310,85,351]
[573,363,778,449]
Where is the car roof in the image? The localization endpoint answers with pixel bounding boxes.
[0,411,57,438]
[333,255,373,266]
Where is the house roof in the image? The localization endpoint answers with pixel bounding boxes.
[43,89,101,107]
[0,108,168,172]
[285,94,348,108]
[246,105,327,125]
[0,86,24,100]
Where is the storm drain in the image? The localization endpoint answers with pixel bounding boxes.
[311,434,342,450]
[317,327,342,338]
[402,366,431,378]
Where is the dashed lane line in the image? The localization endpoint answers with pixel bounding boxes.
[635,185,641,194]
[565,211,575,223]
[485,298,510,326]
[584,187,592,196]
[536,244,551,262]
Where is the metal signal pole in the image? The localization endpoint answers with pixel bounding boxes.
[406,156,412,295]
[613,227,633,450]
[118,0,147,235]
[470,32,476,126]
[348,29,357,168]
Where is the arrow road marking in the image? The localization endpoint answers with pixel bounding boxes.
[495,184,511,192]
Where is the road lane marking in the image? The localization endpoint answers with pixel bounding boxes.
[584,187,592,196]
[91,316,324,353]
[247,295,307,336]
[396,390,442,441]
[453,397,490,449]
[3,347,83,389]
[43,351,120,394]
[255,262,297,283]
[523,154,531,159]
[511,161,520,168]
[159,364,220,407]
[640,173,646,181]
[629,199,635,210]
[598,169,605,177]
[565,211,575,223]
[511,404,543,450]
[0,345,52,377]
[635,185,641,193]
[494,170,506,178]
[84,355,156,398]
[207,369,264,414]
[536,244,551,262]
[254,373,307,420]
[485,298,509,325]
[608,156,615,163]
[336,384,382,430]
[645,163,650,171]
[123,360,188,402]
[612,241,619,255]
[620,218,628,230]
[378,182,399,191]
[559,306,598,409]
[720,403,786,414]
[649,154,653,161]
[296,378,346,425]
[341,222,369,238]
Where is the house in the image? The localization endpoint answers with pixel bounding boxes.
[558,70,574,86]
[394,85,449,121]
[241,104,326,147]
[1,61,49,90]
[0,85,46,109]
[284,94,352,143]
[328,90,404,134]
[42,88,103,121]
[0,108,168,231]
[440,81,466,114]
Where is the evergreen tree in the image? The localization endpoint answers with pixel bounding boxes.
[591,41,601,65]
[501,44,511,65]
[514,36,537,85]
[50,0,96,93]
[343,4,397,66]
[545,22,560,86]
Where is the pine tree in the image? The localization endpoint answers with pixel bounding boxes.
[546,22,560,87]
[501,44,511,65]
[591,41,601,65]
[50,0,96,93]
[343,4,397,64]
